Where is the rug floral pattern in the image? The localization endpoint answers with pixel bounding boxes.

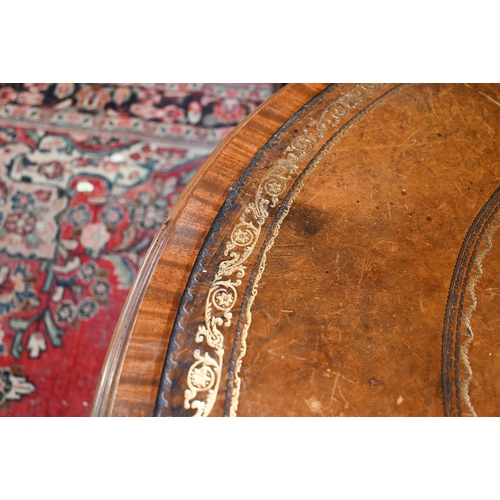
[0,83,272,415]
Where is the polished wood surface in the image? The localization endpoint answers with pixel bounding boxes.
[93,83,500,416]
[92,84,328,416]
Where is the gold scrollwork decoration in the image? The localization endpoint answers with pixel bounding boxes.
[183,84,387,416]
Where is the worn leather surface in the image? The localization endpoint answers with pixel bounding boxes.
[156,83,500,416]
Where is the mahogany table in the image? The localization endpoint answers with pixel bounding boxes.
[92,83,500,417]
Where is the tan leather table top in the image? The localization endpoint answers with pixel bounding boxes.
[92,83,500,416]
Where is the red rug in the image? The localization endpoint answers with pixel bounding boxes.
[0,83,273,416]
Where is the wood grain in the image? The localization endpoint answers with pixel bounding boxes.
[91,84,328,416]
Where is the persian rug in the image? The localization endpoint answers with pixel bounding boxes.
[0,83,273,416]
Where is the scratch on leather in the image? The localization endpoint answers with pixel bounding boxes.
[184,84,390,416]
[228,85,405,416]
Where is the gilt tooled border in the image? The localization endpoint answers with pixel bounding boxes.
[195,84,398,416]
[225,84,405,416]
[158,85,408,416]
[442,185,500,417]
[154,84,339,416]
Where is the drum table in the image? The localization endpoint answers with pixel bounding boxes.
[92,83,500,417]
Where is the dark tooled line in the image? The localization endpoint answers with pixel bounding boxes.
[154,84,339,416]
[223,84,405,416]
[442,185,500,416]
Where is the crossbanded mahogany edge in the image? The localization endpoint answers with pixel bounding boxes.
[90,83,329,417]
